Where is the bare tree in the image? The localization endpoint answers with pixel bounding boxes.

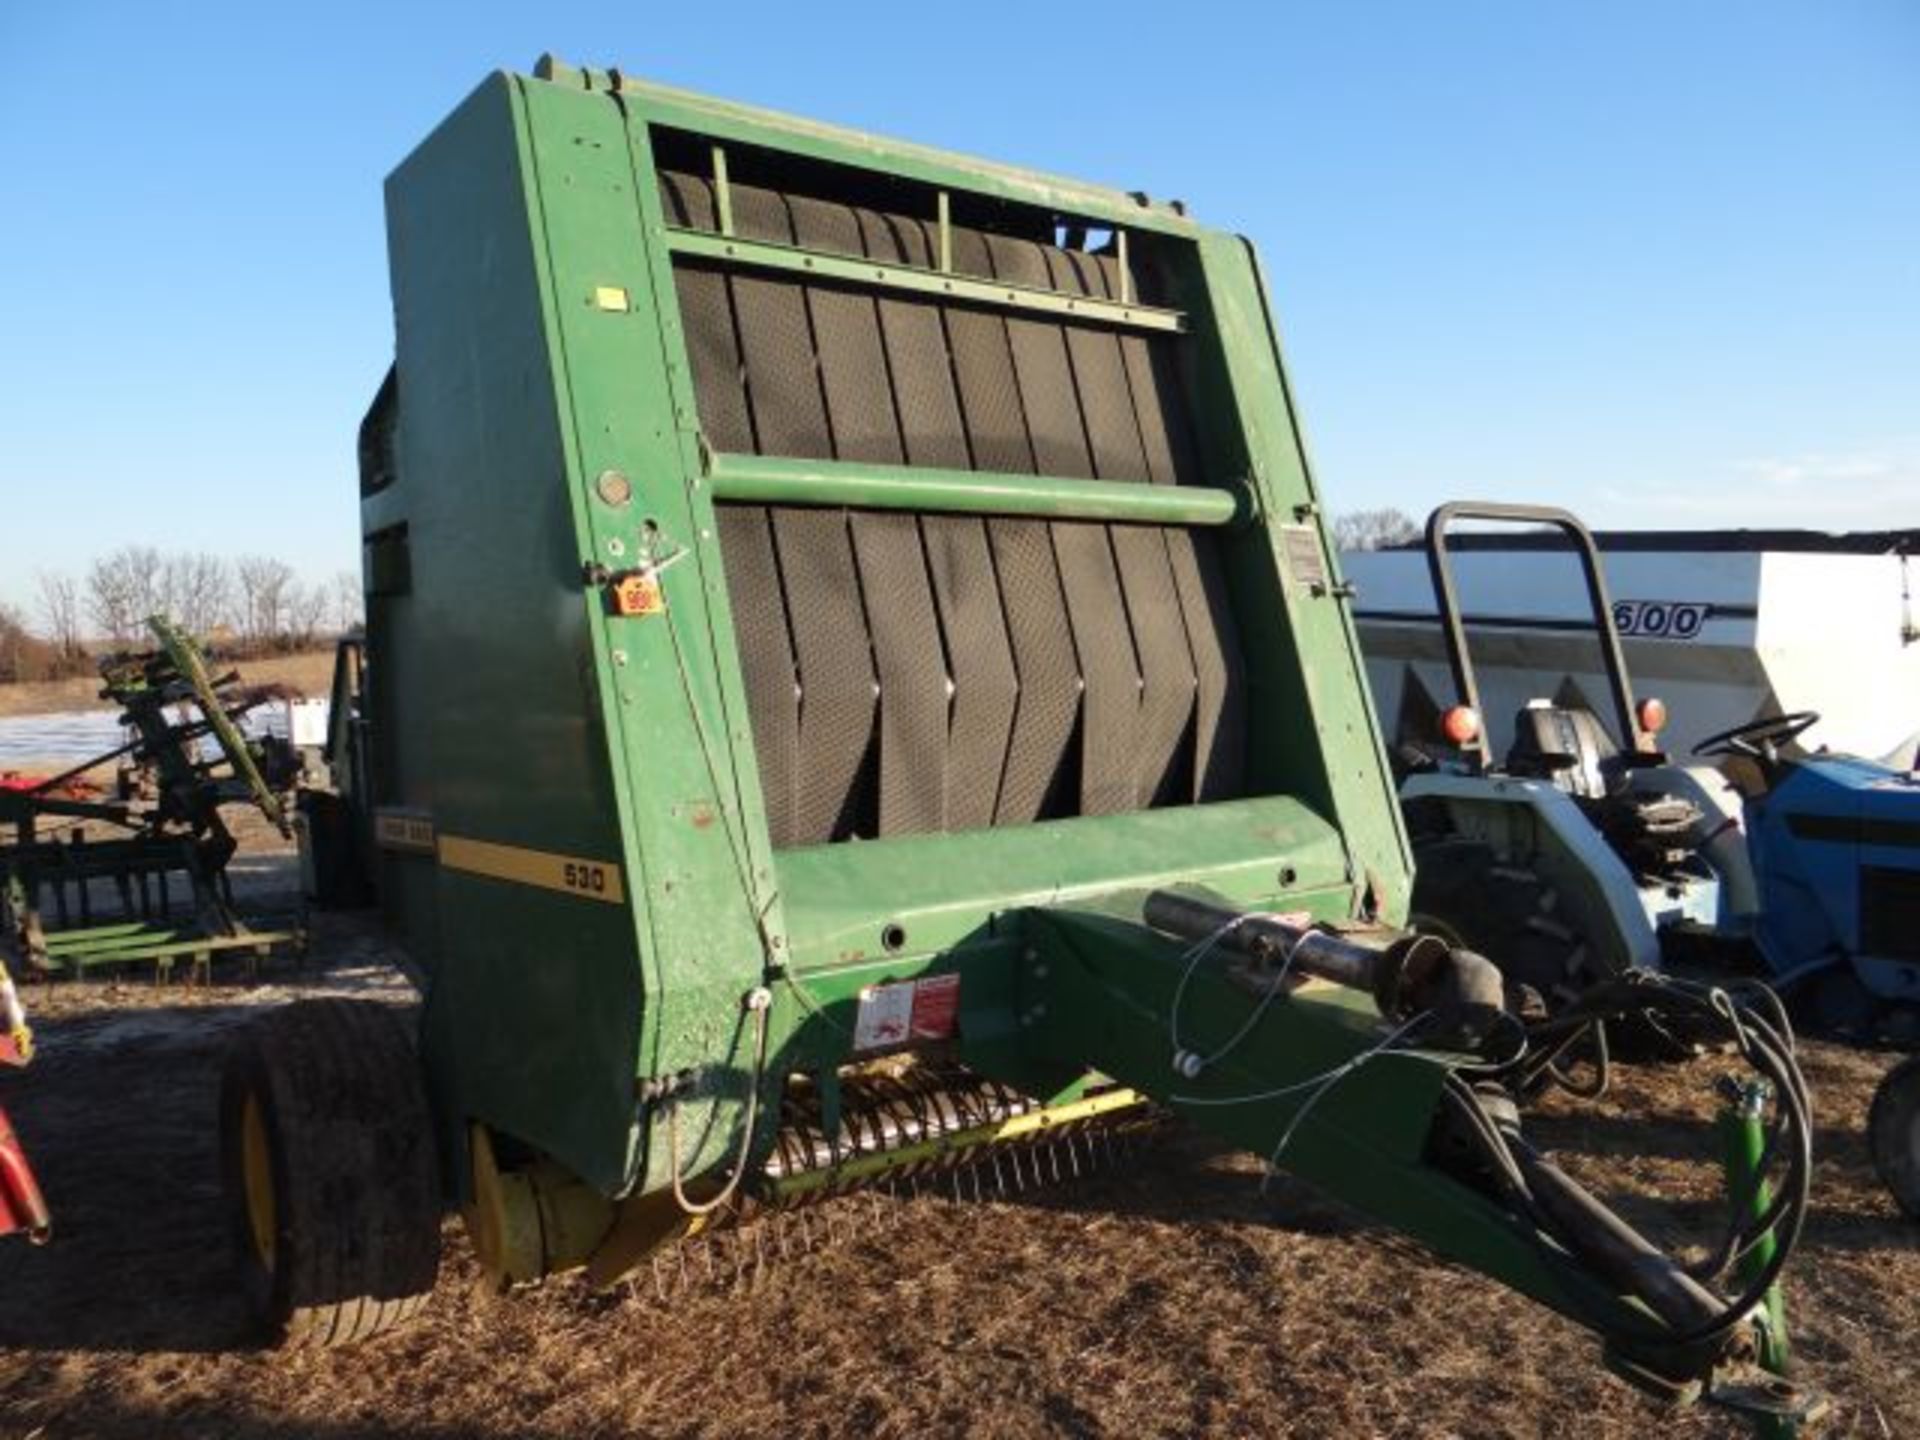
[234,555,297,647]
[86,545,165,646]
[161,552,231,636]
[36,570,83,659]
[0,603,33,683]
[287,581,330,648]
[330,570,363,634]
[1332,508,1420,553]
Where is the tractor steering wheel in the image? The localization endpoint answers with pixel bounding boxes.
[1691,711,1821,767]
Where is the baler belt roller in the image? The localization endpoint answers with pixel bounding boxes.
[703,453,1241,527]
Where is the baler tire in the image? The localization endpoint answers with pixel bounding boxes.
[1409,838,1593,1013]
[1869,1056,1920,1221]
[218,998,442,1348]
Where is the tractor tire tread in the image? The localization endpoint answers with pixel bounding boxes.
[219,998,441,1350]
[1410,837,1591,1010]
[1868,1055,1920,1221]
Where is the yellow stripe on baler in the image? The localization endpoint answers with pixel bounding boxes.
[437,835,626,905]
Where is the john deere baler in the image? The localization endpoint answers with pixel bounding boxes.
[222,58,1817,1422]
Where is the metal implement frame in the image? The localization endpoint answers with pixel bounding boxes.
[0,618,304,978]
[353,62,1827,1414]
[373,60,1409,1204]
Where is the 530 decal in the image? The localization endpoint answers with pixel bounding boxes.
[562,861,612,896]
[1612,601,1709,640]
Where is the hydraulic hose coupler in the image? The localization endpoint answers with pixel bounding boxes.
[1372,933,1506,1051]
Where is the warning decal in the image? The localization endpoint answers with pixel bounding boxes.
[853,973,962,1052]
[908,973,961,1041]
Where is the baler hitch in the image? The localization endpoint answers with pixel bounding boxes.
[1143,890,1507,1050]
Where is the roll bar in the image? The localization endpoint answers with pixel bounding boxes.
[1423,501,1646,769]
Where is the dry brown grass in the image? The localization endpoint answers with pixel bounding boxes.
[0,902,1913,1438]
[0,649,338,719]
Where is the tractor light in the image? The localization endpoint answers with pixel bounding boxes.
[1637,696,1668,737]
[1439,705,1482,747]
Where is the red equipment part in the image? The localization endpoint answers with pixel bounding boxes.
[0,1100,49,1242]
[0,770,100,800]
[0,1018,49,1241]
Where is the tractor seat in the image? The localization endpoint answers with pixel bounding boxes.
[1505,703,1618,800]
[1506,701,1706,873]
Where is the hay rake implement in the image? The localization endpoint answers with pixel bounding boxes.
[0,617,305,979]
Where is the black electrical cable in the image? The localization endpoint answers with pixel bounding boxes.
[1473,971,1814,1357]
[1540,1018,1611,1099]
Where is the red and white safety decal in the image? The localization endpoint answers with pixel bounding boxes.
[908,973,961,1041]
[852,973,962,1052]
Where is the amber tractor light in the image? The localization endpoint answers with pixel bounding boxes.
[1439,705,1482,747]
[1637,696,1668,739]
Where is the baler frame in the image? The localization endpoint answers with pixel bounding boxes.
[225,57,1820,1426]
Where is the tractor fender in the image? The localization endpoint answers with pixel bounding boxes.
[1402,772,1661,975]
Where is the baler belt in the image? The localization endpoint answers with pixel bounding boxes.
[855,209,1017,830]
[943,228,1077,823]
[918,514,1018,830]
[1043,246,1198,806]
[726,186,879,841]
[788,196,949,837]
[659,167,1250,840]
[982,233,1142,817]
[713,507,801,847]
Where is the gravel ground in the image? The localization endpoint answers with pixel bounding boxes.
[0,854,1914,1439]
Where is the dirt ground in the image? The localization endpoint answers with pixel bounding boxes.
[0,852,1914,1439]
[0,650,337,720]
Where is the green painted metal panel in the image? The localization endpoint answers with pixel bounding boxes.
[773,795,1351,972]
[378,75,649,1194]
[541,57,1199,239]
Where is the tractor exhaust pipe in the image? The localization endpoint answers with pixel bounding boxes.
[1142,891,1506,1050]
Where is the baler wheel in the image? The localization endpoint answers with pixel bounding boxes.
[1869,1056,1920,1221]
[219,999,442,1347]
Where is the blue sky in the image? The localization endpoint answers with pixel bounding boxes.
[2,3,1915,613]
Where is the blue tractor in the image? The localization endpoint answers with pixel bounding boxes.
[1695,709,1920,1214]
[1387,503,1920,1214]
[1705,710,1920,1038]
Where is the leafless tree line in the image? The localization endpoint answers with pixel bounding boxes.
[1332,508,1420,552]
[0,548,361,683]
